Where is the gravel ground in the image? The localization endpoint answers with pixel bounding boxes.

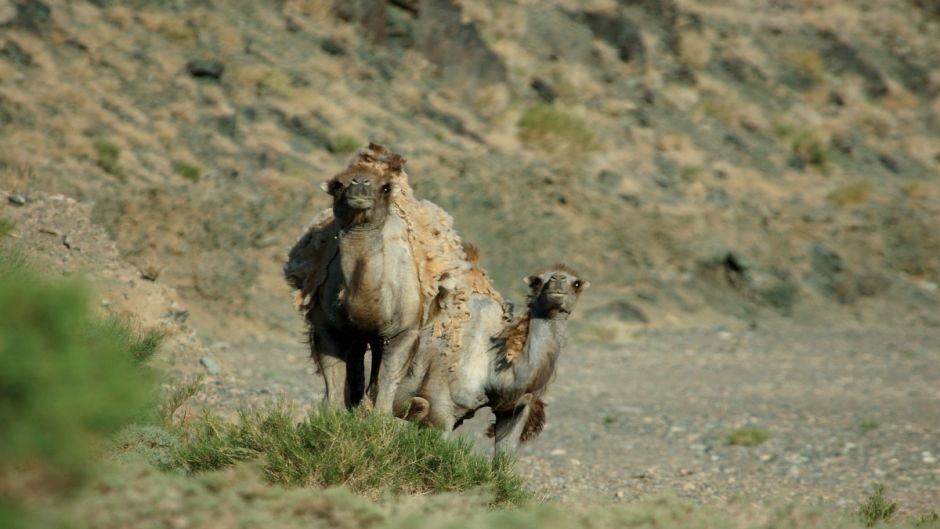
[177,325,939,515]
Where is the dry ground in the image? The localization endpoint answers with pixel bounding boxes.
[175,325,940,516]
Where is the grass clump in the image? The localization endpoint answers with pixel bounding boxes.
[329,134,362,155]
[791,130,830,172]
[93,139,122,176]
[172,160,201,182]
[517,104,599,156]
[0,218,14,239]
[175,404,531,507]
[827,181,872,207]
[726,427,768,446]
[857,484,897,527]
[857,417,880,434]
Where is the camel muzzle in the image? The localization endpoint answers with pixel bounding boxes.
[346,180,374,210]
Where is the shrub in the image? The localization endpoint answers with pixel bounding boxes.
[0,249,159,485]
[172,160,201,182]
[517,104,599,155]
[857,484,897,527]
[726,427,768,446]
[174,404,531,507]
[93,139,121,176]
[329,134,362,156]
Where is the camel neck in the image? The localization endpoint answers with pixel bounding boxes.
[337,227,386,314]
[493,315,567,403]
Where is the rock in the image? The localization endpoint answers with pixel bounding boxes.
[199,356,221,375]
[719,56,766,84]
[12,0,51,32]
[320,38,346,56]
[1,39,31,66]
[923,451,937,464]
[587,300,649,323]
[597,170,621,187]
[412,0,506,85]
[530,77,556,103]
[186,59,225,80]
[8,193,26,206]
[878,154,899,174]
[581,11,645,63]
[819,30,887,97]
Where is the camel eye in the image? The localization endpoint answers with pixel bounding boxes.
[381,184,391,194]
[573,280,582,289]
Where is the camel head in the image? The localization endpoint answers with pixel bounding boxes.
[321,165,397,231]
[524,265,589,318]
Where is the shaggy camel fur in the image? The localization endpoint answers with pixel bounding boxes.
[284,143,503,411]
[396,264,589,453]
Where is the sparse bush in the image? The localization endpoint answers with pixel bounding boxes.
[828,181,872,207]
[172,160,201,182]
[0,249,159,524]
[175,404,531,507]
[94,139,122,176]
[791,130,830,172]
[517,104,599,155]
[857,484,897,527]
[726,427,768,446]
[329,134,362,156]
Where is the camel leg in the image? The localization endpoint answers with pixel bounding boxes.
[313,330,347,408]
[345,341,368,408]
[492,395,534,455]
[372,329,419,414]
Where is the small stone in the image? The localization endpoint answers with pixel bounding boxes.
[923,451,937,464]
[199,356,221,374]
[186,59,224,80]
[8,193,26,206]
[549,448,567,456]
[615,490,625,499]
[690,443,708,453]
[678,468,694,476]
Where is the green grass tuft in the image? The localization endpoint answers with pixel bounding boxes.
[857,484,897,527]
[726,427,768,446]
[517,104,599,155]
[329,134,362,156]
[174,404,531,507]
[857,417,880,434]
[0,218,14,239]
[172,160,201,182]
[93,139,122,176]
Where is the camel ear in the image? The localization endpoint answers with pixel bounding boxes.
[581,280,591,290]
[524,275,542,288]
[320,181,331,194]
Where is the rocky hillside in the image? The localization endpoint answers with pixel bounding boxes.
[2,0,939,339]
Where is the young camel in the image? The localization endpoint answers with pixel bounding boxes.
[296,160,422,412]
[397,264,589,453]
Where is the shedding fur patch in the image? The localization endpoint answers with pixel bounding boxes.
[520,398,546,443]
[492,313,530,369]
[483,398,547,443]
